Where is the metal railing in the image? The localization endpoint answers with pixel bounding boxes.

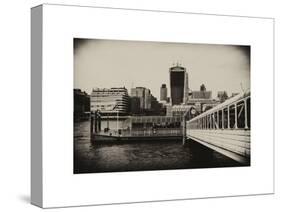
[97,128,182,137]
[120,128,182,137]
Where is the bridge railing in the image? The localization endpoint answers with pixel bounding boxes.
[120,128,182,137]
[184,91,251,163]
[186,90,250,131]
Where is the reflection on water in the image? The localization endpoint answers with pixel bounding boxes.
[74,121,241,174]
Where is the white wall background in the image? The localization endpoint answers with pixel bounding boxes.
[0,0,280,211]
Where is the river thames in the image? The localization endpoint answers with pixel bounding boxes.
[74,121,242,174]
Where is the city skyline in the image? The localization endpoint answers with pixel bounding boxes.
[74,38,251,174]
[74,38,250,101]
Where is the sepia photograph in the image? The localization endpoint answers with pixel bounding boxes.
[73,38,251,174]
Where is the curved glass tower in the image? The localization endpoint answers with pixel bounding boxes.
[169,64,189,105]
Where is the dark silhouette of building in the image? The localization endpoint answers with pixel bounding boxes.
[150,95,165,115]
[74,89,90,121]
[131,87,163,115]
[217,91,229,102]
[131,87,151,110]
[166,97,170,103]
[130,96,141,114]
[169,63,189,105]
[160,84,168,101]
[200,84,206,91]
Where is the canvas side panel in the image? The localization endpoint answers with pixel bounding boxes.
[31,5,43,208]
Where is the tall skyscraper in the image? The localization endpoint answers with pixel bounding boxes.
[169,63,189,105]
[131,87,145,109]
[160,84,168,101]
[144,89,151,109]
[131,87,152,110]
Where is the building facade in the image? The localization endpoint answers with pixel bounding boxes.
[130,96,141,114]
[131,87,145,109]
[131,86,163,115]
[217,91,228,102]
[131,87,152,110]
[160,84,168,101]
[144,89,151,109]
[90,87,129,115]
[182,84,220,113]
[191,90,212,99]
[190,84,212,99]
[169,64,189,105]
[74,89,90,121]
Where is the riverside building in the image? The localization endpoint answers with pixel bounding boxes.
[90,87,129,115]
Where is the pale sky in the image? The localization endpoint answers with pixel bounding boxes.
[74,39,250,100]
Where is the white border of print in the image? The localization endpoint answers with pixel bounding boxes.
[35,4,274,208]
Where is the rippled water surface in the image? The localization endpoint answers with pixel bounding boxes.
[74,121,241,174]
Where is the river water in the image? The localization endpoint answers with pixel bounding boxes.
[74,121,241,174]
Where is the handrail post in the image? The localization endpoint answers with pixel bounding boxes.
[217,111,219,129]
[234,103,238,129]
[182,116,186,145]
[90,112,94,141]
[227,106,230,129]
[222,109,224,129]
[244,99,249,129]
[203,117,204,129]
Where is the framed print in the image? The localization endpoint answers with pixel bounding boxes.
[31,4,274,208]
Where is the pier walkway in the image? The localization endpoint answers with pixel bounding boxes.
[184,90,251,164]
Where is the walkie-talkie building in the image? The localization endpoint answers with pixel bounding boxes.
[169,64,189,105]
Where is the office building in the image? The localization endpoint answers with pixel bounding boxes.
[217,91,228,102]
[190,84,212,99]
[90,87,129,115]
[74,89,90,121]
[130,96,141,114]
[144,89,151,109]
[160,84,168,101]
[191,91,212,99]
[169,64,189,105]
[186,85,218,113]
[131,87,152,110]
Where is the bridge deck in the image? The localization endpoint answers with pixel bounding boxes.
[186,129,250,164]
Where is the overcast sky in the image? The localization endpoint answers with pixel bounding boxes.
[74,39,250,100]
